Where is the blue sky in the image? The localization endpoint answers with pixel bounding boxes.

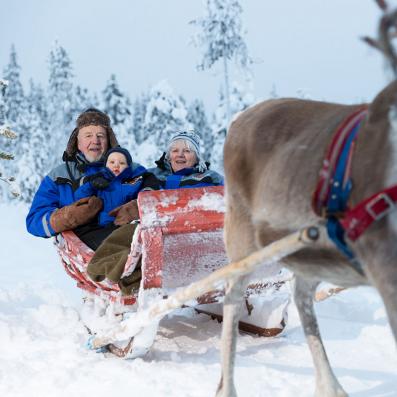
[0,0,392,109]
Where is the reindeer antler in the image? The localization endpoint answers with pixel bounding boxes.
[376,0,388,11]
[362,0,397,78]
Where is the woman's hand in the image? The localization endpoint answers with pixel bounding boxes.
[108,199,139,225]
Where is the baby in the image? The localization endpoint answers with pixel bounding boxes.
[75,147,146,226]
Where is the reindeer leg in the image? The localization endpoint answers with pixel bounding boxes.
[216,193,256,397]
[216,275,249,397]
[294,275,348,397]
[363,256,397,342]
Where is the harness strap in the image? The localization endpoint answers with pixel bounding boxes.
[311,106,397,266]
[340,185,397,241]
[312,107,368,216]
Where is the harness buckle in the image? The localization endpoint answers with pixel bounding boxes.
[365,193,395,221]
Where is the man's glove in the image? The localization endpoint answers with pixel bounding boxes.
[108,199,139,226]
[50,196,103,233]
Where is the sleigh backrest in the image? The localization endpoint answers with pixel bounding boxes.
[136,186,227,290]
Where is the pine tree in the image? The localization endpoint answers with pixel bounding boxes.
[47,41,74,169]
[102,74,133,150]
[140,80,191,165]
[212,80,254,132]
[72,85,98,119]
[132,93,149,144]
[210,81,254,172]
[191,0,251,123]
[102,74,131,127]
[0,79,20,198]
[187,99,213,161]
[2,45,26,182]
[28,79,48,123]
[16,81,49,202]
[3,45,25,126]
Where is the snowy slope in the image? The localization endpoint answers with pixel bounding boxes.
[0,203,396,397]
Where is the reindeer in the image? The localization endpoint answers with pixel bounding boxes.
[218,2,397,396]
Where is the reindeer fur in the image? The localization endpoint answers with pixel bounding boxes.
[217,82,397,397]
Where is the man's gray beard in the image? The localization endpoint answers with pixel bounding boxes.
[85,153,103,163]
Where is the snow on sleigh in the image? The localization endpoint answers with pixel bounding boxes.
[55,186,292,357]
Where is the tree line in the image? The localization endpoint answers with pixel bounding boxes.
[0,0,254,203]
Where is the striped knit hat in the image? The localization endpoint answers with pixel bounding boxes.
[167,131,207,172]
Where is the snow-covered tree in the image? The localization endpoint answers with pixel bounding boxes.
[2,45,26,179]
[28,79,48,123]
[140,80,191,165]
[47,41,74,169]
[102,74,133,151]
[3,45,25,126]
[16,81,49,202]
[212,80,254,132]
[210,81,254,172]
[187,99,213,161]
[102,74,131,127]
[0,79,20,198]
[131,93,149,144]
[191,0,251,123]
[72,85,98,120]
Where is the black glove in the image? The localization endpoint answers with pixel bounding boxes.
[81,173,111,190]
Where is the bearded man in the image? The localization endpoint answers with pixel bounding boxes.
[26,108,119,249]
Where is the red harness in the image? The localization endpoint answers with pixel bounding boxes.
[313,107,397,244]
[340,185,397,241]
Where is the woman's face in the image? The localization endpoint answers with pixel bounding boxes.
[169,140,197,172]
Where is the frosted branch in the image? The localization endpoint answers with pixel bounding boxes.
[0,125,17,139]
[0,174,20,197]
[0,151,14,160]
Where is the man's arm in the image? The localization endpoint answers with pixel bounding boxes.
[26,176,61,237]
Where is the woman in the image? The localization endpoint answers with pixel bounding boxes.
[143,130,223,190]
[87,131,223,294]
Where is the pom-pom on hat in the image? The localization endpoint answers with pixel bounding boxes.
[104,147,133,167]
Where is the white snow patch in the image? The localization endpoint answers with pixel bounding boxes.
[0,203,396,396]
[187,191,225,212]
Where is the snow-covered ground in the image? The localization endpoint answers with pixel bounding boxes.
[0,203,396,397]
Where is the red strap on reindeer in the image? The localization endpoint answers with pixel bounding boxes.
[312,107,368,216]
[312,106,397,251]
[340,185,397,241]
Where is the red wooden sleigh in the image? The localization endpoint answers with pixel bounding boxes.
[55,186,289,339]
[55,186,226,303]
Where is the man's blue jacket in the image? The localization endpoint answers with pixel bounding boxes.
[26,153,105,237]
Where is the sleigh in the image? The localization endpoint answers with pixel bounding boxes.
[55,186,294,356]
[56,186,228,306]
